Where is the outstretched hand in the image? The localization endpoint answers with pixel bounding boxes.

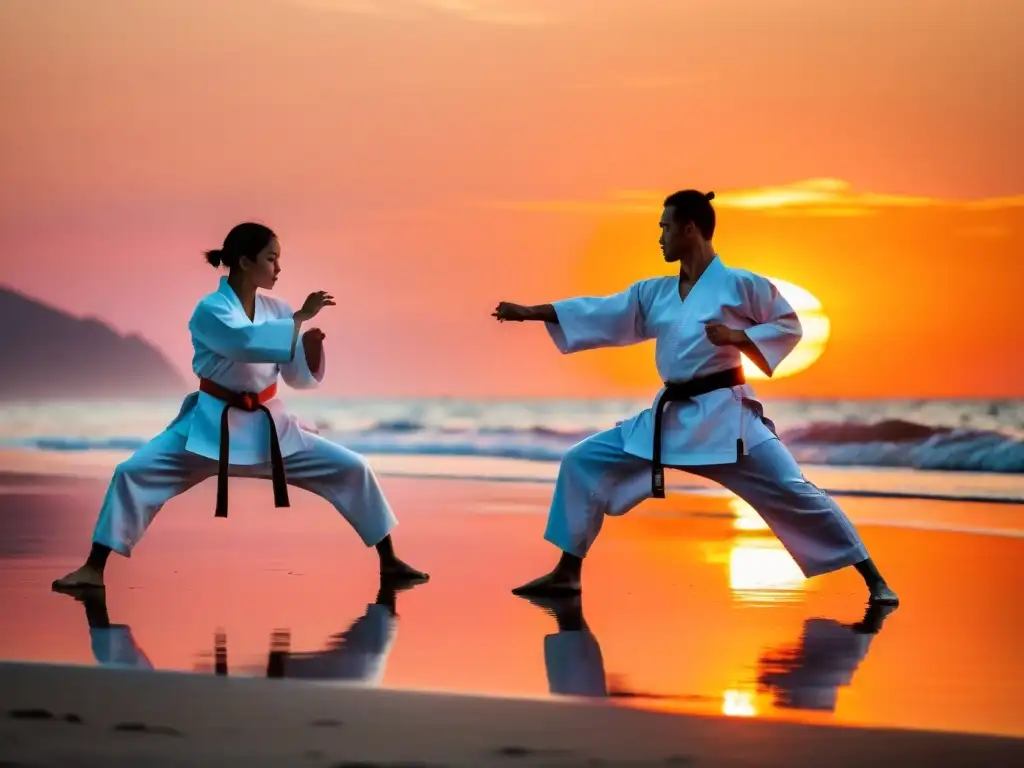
[704,322,744,347]
[492,302,530,322]
[297,291,335,322]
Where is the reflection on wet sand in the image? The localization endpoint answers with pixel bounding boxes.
[5,474,1017,739]
[77,589,154,671]
[726,497,807,604]
[257,577,416,683]
[521,594,608,698]
[721,497,896,714]
[58,576,423,684]
[757,603,898,712]
[520,591,896,721]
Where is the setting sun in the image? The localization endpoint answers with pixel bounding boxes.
[742,278,831,381]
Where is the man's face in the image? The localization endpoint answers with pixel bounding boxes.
[659,206,695,262]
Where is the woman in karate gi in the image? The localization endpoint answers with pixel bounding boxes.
[493,190,898,606]
[53,222,428,591]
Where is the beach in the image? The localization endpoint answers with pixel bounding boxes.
[1,456,1022,765]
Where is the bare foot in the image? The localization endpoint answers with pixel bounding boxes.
[52,565,105,591]
[511,570,581,596]
[868,583,899,606]
[380,559,429,583]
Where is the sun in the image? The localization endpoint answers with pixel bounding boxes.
[742,277,831,380]
[569,273,831,389]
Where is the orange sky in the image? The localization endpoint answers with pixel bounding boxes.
[1,0,1021,398]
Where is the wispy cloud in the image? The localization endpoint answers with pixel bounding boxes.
[291,0,555,25]
[481,179,1024,218]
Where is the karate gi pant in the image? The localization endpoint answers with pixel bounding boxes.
[91,428,399,557]
[545,429,868,578]
[545,630,608,698]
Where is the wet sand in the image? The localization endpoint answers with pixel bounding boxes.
[0,468,1022,764]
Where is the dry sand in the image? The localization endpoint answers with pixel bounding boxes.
[2,661,1022,767]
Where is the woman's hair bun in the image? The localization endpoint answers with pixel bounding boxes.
[705,191,715,201]
[203,248,223,268]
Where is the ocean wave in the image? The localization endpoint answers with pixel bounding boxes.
[780,419,1024,473]
[6,417,1023,475]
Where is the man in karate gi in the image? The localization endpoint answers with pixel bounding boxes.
[493,190,898,606]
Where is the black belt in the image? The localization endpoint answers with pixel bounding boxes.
[651,366,746,498]
[198,378,290,518]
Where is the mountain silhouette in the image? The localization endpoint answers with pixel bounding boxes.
[0,285,188,401]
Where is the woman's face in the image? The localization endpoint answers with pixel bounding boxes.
[240,236,281,290]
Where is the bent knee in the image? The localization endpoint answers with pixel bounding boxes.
[114,455,147,479]
[326,447,375,479]
[562,436,613,467]
[775,476,834,507]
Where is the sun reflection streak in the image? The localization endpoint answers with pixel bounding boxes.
[729,497,769,532]
[727,498,807,603]
[722,689,758,717]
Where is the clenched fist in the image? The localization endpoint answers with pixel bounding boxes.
[302,327,326,372]
[704,323,744,347]
[492,302,531,322]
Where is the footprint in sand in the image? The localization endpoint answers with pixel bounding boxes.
[112,722,183,737]
[6,708,54,721]
[6,708,83,725]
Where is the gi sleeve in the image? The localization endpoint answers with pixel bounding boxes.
[740,274,803,376]
[280,330,326,390]
[189,299,297,364]
[546,281,652,354]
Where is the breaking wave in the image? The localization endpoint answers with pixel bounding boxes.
[11,417,1024,475]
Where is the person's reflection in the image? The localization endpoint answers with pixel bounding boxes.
[55,575,423,682]
[261,575,422,683]
[56,588,153,670]
[756,603,898,711]
[518,594,608,697]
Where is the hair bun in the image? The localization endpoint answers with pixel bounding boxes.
[705,191,715,201]
[203,248,223,268]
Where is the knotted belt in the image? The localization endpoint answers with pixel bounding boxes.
[198,378,290,518]
[651,366,746,499]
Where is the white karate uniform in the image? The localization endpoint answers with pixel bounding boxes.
[544,629,608,698]
[90,624,154,670]
[758,618,877,711]
[542,255,868,578]
[91,277,398,556]
[275,603,397,684]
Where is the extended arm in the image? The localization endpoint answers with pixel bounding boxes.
[496,283,650,354]
[518,304,559,323]
[189,299,306,364]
